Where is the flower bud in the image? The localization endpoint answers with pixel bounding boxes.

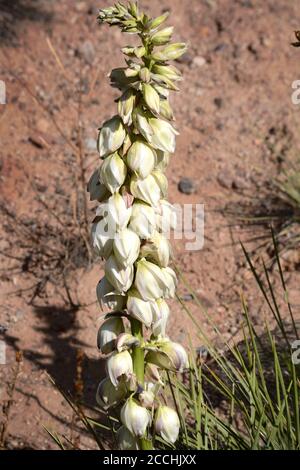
[152,169,168,198]
[96,377,126,409]
[87,168,110,201]
[146,11,169,30]
[152,43,187,61]
[96,277,126,311]
[153,84,169,99]
[152,299,170,337]
[98,193,132,231]
[152,64,182,82]
[135,259,168,301]
[142,83,160,114]
[105,254,134,293]
[154,406,180,444]
[113,228,140,268]
[127,289,159,327]
[97,317,125,354]
[91,216,113,259]
[161,267,177,298]
[118,88,136,125]
[107,350,133,387]
[139,67,151,83]
[133,107,154,142]
[146,340,189,372]
[99,152,127,193]
[130,173,161,206]
[129,201,156,239]
[139,389,155,408]
[121,398,151,437]
[159,100,174,121]
[155,200,177,233]
[150,26,174,45]
[127,140,156,179]
[147,118,178,153]
[155,150,170,171]
[116,426,138,450]
[116,333,140,352]
[98,116,126,158]
[139,231,170,267]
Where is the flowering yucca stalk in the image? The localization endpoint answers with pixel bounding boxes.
[88,2,188,450]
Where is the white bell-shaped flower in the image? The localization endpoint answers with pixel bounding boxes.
[99,152,127,193]
[146,340,189,372]
[134,259,168,301]
[113,228,140,268]
[154,406,180,444]
[96,377,126,409]
[161,267,177,298]
[127,289,159,327]
[121,397,151,438]
[129,201,156,239]
[105,254,134,293]
[98,115,126,158]
[96,277,126,311]
[152,299,170,337]
[130,173,161,206]
[142,83,160,114]
[97,317,125,354]
[91,217,113,259]
[147,118,178,153]
[139,231,170,267]
[97,193,132,232]
[106,350,133,387]
[127,140,156,179]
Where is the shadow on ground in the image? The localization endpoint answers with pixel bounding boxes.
[0,0,53,46]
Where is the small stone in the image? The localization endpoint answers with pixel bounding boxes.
[79,40,95,65]
[176,52,193,66]
[193,56,206,67]
[181,293,194,301]
[214,97,223,108]
[178,177,196,195]
[217,169,233,189]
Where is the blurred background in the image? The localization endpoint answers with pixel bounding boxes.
[0,0,300,449]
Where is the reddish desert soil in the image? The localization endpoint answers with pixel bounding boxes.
[0,0,300,449]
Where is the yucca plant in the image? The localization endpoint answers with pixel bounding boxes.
[87,2,188,450]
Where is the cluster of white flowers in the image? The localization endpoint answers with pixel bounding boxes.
[88,2,189,450]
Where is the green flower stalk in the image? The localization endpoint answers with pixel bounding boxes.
[88,2,188,450]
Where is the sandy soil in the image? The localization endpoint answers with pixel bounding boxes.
[0,0,300,449]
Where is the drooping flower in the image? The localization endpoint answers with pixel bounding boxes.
[99,152,127,193]
[126,140,156,179]
[121,397,151,437]
[106,350,133,387]
[154,405,180,444]
[98,115,126,157]
[97,317,125,354]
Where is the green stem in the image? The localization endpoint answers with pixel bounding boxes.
[131,318,144,387]
[130,319,154,450]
